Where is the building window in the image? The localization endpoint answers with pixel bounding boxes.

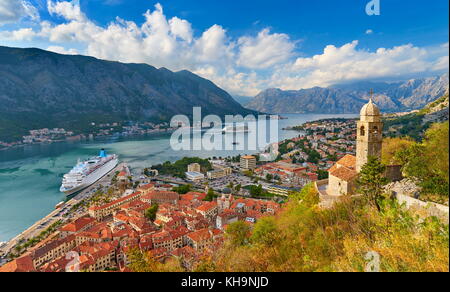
[372,126,378,135]
[360,126,365,136]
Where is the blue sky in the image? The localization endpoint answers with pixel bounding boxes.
[80,0,450,54]
[0,0,448,96]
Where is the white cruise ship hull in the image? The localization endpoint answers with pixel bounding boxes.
[60,157,119,196]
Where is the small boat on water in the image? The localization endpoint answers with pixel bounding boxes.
[222,125,250,134]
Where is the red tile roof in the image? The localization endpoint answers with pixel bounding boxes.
[0,254,36,272]
[330,166,358,182]
[187,228,221,242]
[60,216,96,233]
[196,201,217,212]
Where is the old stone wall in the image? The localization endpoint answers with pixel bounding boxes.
[385,165,403,182]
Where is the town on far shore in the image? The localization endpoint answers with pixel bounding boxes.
[0,121,177,150]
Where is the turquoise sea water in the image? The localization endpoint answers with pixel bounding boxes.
[0,114,357,241]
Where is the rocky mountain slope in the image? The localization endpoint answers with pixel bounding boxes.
[246,73,449,114]
[383,93,449,140]
[0,46,252,141]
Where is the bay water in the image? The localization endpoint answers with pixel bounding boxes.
[0,113,357,241]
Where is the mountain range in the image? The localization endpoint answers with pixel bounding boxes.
[245,73,449,114]
[0,46,252,141]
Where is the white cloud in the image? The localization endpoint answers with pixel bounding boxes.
[237,28,295,69]
[47,0,86,22]
[365,29,374,35]
[169,17,193,43]
[271,41,449,90]
[0,1,448,97]
[0,0,38,25]
[0,27,36,40]
[47,45,78,55]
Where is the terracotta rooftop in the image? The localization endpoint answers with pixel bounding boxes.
[330,166,358,182]
[196,201,217,212]
[139,183,156,190]
[336,154,356,169]
[0,254,35,272]
[60,216,95,233]
[241,155,256,160]
[141,191,179,201]
[187,228,220,242]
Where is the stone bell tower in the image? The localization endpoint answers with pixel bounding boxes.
[356,90,383,172]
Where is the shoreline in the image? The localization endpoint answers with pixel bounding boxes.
[0,128,177,152]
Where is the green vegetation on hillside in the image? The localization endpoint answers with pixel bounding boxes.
[382,121,449,203]
[0,46,254,143]
[129,183,448,272]
[420,93,449,115]
[383,113,430,141]
[390,122,449,203]
[383,93,449,141]
[357,156,389,211]
[200,186,448,272]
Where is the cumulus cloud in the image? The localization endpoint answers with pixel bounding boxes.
[237,28,295,69]
[0,0,39,25]
[0,1,448,96]
[47,45,78,55]
[365,29,374,35]
[47,0,86,22]
[0,27,36,40]
[271,40,449,90]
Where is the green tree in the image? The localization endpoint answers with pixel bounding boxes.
[127,248,154,272]
[251,217,277,246]
[204,188,217,201]
[127,248,183,272]
[225,221,252,247]
[144,204,159,221]
[172,184,192,194]
[316,169,329,180]
[356,156,388,211]
[395,122,449,201]
[249,185,263,197]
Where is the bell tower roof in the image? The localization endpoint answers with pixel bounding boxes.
[360,89,381,119]
[360,98,381,117]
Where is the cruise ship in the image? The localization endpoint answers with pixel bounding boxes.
[60,149,119,196]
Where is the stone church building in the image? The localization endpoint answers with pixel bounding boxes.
[326,98,393,197]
